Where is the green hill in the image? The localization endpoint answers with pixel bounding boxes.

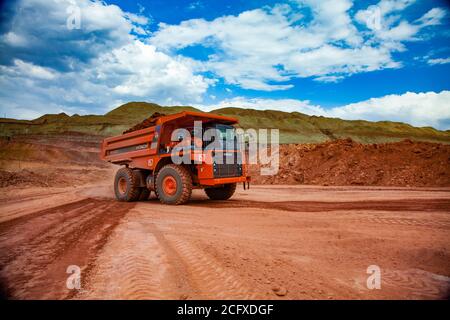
[1,101,449,144]
[212,107,450,144]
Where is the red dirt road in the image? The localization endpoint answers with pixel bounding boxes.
[0,184,449,300]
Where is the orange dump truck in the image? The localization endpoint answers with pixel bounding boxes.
[100,111,250,205]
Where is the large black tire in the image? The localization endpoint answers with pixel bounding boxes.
[114,167,141,202]
[155,164,192,205]
[204,183,236,200]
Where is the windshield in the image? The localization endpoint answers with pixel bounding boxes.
[175,124,242,150]
[209,124,242,151]
[214,124,235,141]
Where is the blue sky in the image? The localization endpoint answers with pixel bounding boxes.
[0,0,449,129]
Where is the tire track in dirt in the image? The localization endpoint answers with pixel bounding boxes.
[0,193,90,223]
[0,199,99,267]
[358,217,450,229]
[92,245,168,300]
[167,236,257,299]
[77,211,195,300]
[0,190,66,205]
[80,212,259,299]
[80,201,259,299]
[143,222,194,299]
[78,221,176,300]
[382,269,450,299]
[188,198,450,213]
[0,198,134,299]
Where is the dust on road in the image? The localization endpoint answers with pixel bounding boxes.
[0,185,449,299]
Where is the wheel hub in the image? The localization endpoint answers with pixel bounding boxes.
[118,177,127,195]
[162,175,177,196]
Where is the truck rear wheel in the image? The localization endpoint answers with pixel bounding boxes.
[114,167,141,202]
[155,164,192,205]
[204,183,236,200]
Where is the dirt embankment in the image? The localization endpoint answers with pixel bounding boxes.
[250,139,450,187]
[1,134,449,188]
[0,168,107,188]
[0,134,112,188]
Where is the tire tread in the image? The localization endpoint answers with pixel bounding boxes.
[155,164,192,205]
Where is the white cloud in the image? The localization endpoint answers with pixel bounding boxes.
[328,91,450,129]
[355,0,416,28]
[313,75,344,83]
[1,59,58,80]
[194,91,450,130]
[285,45,400,78]
[298,0,362,46]
[1,32,27,47]
[0,0,211,117]
[188,1,203,11]
[150,0,446,90]
[416,8,446,27]
[355,1,446,43]
[427,57,450,65]
[96,41,210,102]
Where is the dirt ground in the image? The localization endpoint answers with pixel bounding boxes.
[0,134,449,299]
[0,182,449,300]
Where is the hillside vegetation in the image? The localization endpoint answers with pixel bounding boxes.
[1,102,449,144]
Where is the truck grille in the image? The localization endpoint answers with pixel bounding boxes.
[213,163,242,178]
[213,151,242,178]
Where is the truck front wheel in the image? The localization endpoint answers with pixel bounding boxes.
[155,164,192,205]
[204,183,236,200]
[114,167,141,202]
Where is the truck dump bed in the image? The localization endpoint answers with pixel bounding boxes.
[101,126,158,166]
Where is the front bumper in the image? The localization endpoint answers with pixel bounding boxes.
[199,175,250,186]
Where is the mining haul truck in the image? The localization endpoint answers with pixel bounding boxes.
[100,111,250,205]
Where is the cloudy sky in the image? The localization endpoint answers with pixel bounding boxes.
[0,0,449,129]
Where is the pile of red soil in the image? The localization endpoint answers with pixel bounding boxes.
[0,134,107,167]
[250,139,450,187]
[0,169,60,188]
[123,112,166,134]
[0,168,108,188]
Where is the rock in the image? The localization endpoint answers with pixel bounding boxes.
[272,286,288,296]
